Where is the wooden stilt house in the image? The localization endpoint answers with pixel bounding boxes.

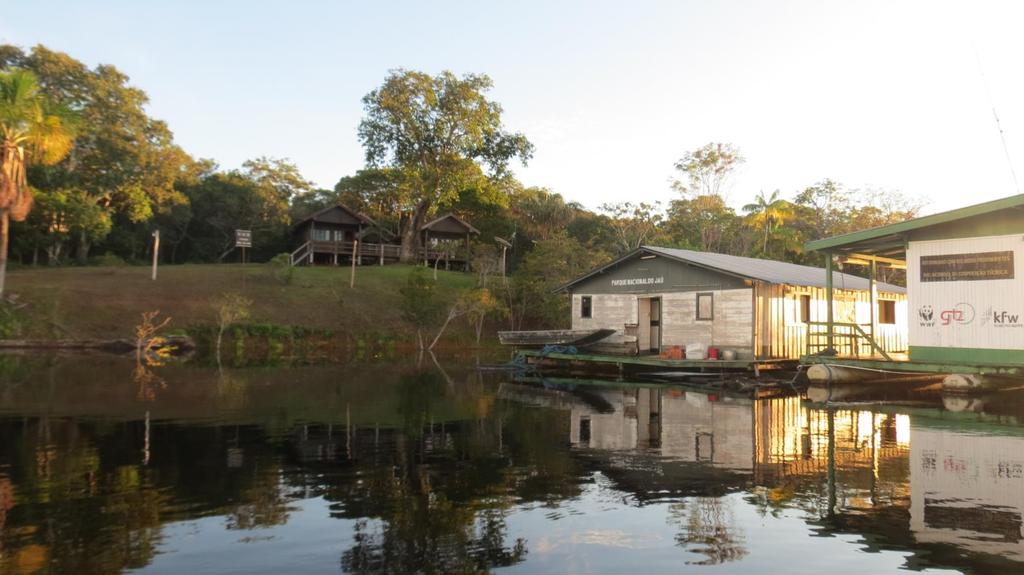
[420,214,480,270]
[290,204,396,266]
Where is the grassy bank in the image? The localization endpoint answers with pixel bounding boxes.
[2,263,480,343]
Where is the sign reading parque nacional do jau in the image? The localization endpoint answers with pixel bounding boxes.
[235,229,252,248]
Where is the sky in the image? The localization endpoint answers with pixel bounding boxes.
[3,0,1024,215]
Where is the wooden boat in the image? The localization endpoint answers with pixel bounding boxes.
[498,328,616,347]
[580,333,638,356]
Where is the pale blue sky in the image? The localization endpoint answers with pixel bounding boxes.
[3,0,1023,214]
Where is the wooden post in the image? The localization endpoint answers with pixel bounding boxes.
[825,252,835,354]
[423,230,429,266]
[310,221,315,266]
[350,239,358,288]
[151,230,160,281]
[333,232,338,266]
[501,245,507,277]
[379,242,384,266]
[869,258,877,356]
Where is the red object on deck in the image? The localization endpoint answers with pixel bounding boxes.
[707,347,719,360]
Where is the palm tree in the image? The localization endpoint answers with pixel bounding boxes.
[0,70,75,296]
[743,190,792,255]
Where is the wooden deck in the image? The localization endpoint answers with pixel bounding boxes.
[518,349,796,376]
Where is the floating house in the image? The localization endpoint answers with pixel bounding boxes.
[289,204,477,268]
[557,246,907,361]
[803,193,1024,384]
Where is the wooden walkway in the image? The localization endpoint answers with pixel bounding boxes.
[518,349,796,376]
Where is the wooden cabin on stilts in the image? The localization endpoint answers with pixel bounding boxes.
[289,205,480,269]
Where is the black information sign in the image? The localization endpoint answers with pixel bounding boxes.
[235,229,252,248]
[920,250,1014,282]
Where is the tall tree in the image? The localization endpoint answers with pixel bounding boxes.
[671,142,744,199]
[2,45,192,263]
[598,201,664,254]
[0,69,75,295]
[669,143,744,252]
[358,70,533,263]
[742,189,792,255]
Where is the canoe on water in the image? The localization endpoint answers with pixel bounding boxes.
[498,328,616,347]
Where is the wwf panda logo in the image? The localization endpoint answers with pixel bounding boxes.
[918,305,934,326]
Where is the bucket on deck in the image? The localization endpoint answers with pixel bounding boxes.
[708,347,719,360]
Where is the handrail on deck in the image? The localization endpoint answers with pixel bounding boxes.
[290,241,311,266]
[805,321,892,361]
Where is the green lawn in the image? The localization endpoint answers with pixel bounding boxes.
[3,263,478,340]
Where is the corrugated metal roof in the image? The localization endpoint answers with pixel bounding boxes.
[805,193,1024,254]
[641,246,905,293]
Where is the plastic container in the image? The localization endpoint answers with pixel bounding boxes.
[721,349,737,361]
[707,347,719,360]
[685,343,707,360]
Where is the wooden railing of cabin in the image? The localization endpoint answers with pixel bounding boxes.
[291,240,467,266]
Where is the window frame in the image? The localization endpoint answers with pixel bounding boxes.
[580,295,593,319]
[799,294,812,324]
[696,292,714,321]
[878,300,897,325]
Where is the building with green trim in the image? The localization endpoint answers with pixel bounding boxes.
[805,193,1024,371]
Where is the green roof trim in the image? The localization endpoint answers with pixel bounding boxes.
[804,193,1024,253]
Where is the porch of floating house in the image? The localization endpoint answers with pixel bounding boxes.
[802,193,1024,376]
[420,214,480,270]
[289,204,399,266]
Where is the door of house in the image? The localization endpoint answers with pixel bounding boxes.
[637,297,662,354]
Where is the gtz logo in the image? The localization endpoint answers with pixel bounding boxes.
[940,303,975,326]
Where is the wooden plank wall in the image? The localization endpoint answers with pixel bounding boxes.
[756,283,909,359]
[571,290,754,352]
[572,285,907,360]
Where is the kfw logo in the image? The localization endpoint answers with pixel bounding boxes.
[982,308,1022,327]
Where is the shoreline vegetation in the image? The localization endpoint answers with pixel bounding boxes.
[0,263,504,362]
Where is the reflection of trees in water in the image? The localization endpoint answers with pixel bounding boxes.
[339,471,527,574]
[0,417,168,574]
[226,470,292,530]
[327,369,547,573]
[668,496,748,565]
[133,362,166,402]
[214,369,249,410]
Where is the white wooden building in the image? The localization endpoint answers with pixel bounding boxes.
[806,193,1024,369]
[559,246,907,360]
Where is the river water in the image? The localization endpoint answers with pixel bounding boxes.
[1,353,1023,574]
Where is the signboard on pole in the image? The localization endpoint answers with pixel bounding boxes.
[235,229,252,248]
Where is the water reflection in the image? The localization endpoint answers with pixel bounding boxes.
[0,354,1023,573]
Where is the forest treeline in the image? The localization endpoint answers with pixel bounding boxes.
[1,44,920,327]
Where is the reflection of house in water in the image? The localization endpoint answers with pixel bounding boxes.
[911,427,1024,561]
[561,386,912,486]
[569,388,755,471]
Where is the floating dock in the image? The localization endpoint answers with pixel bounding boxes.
[517,349,795,377]
[801,355,1024,392]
